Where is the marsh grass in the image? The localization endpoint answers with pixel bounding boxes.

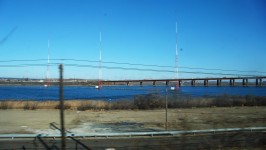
[0,101,58,109]
[0,94,265,110]
[0,101,12,109]
[77,100,108,111]
[23,101,38,110]
[0,100,109,110]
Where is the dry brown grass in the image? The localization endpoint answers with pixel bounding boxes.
[0,100,109,110]
[0,101,59,109]
[0,106,265,134]
[79,100,107,109]
[1,94,266,111]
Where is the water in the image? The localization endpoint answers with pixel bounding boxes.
[0,86,265,101]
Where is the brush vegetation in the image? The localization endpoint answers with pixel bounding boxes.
[0,94,266,110]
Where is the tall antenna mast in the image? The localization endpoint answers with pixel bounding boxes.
[98,32,102,88]
[175,21,179,88]
[46,39,50,87]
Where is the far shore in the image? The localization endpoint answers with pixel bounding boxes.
[0,79,265,86]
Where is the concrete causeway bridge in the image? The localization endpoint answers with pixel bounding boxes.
[102,76,266,87]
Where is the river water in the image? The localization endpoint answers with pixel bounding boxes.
[0,86,265,101]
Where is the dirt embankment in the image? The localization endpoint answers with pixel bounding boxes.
[0,106,265,134]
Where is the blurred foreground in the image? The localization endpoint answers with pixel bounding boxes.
[0,131,265,150]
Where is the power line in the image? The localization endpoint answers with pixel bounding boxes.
[63,63,260,76]
[0,59,265,77]
[0,58,266,74]
[0,63,263,77]
[0,59,47,63]
[59,59,266,74]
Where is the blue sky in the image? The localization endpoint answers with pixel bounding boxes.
[0,0,265,79]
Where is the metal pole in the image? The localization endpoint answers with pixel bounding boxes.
[59,64,66,150]
[165,87,168,130]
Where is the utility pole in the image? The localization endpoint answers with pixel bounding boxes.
[98,32,102,88]
[45,39,50,87]
[59,64,66,150]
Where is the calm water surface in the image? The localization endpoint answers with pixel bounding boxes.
[0,86,265,101]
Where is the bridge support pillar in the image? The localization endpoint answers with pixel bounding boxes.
[230,79,235,86]
[126,82,129,86]
[217,80,221,86]
[256,78,262,86]
[179,80,182,87]
[191,80,195,86]
[140,81,143,86]
[166,81,169,86]
[153,81,156,86]
[242,79,248,86]
[204,80,208,86]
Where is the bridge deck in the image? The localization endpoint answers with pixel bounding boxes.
[102,76,266,86]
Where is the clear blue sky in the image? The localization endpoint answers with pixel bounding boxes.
[0,0,265,79]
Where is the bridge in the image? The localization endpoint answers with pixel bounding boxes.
[102,76,266,87]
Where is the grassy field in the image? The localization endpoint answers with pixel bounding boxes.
[0,100,84,110]
[0,106,265,134]
[1,94,266,110]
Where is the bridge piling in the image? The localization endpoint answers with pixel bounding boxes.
[242,79,248,86]
[166,81,169,86]
[230,79,235,86]
[259,78,262,86]
[256,78,263,86]
[204,80,208,86]
[217,80,221,86]
[191,80,195,86]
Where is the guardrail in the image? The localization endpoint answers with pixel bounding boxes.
[0,127,265,139]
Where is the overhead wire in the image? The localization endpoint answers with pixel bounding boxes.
[72,64,256,76]
[59,63,266,76]
[0,63,263,77]
[0,58,266,74]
